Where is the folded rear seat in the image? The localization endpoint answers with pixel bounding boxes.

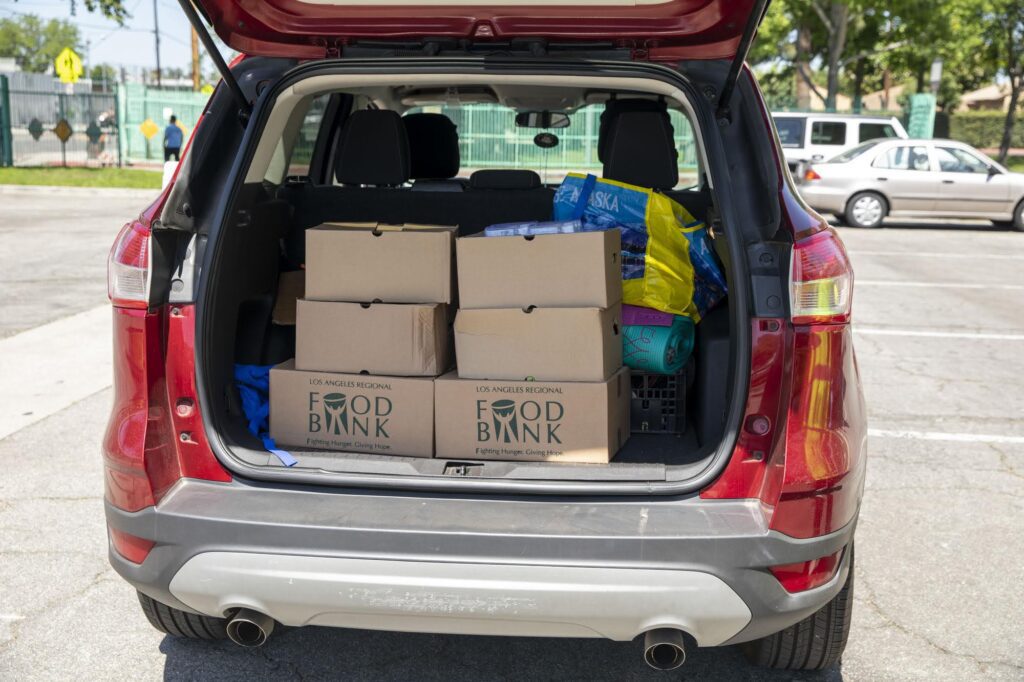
[284,110,553,266]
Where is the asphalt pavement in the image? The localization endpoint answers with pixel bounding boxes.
[0,187,1022,680]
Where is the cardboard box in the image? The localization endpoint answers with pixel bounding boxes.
[434,367,631,463]
[305,222,456,304]
[454,304,622,382]
[456,230,621,309]
[296,299,451,376]
[270,360,434,457]
[271,270,305,325]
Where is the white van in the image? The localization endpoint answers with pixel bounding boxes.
[772,112,908,174]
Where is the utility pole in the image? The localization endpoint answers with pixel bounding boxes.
[191,27,201,91]
[153,0,162,87]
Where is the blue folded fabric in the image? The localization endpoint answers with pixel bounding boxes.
[234,364,297,467]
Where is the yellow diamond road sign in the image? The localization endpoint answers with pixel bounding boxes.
[53,119,73,143]
[139,118,160,140]
[54,47,83,84]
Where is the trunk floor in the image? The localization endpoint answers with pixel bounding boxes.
[228,421,708,482]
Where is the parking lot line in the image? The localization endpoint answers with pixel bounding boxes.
[847,250,1024,260]
[869,428,1024,445]
[857,280,1024,290]
[855,328,1024,341]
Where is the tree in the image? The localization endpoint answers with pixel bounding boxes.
[977,0,1024,162]
[752,0,857,110]
[0,16,81,73]
[69,0,130,25]
[90,63,118,90]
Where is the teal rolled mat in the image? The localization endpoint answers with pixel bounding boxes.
[622,316,695,374]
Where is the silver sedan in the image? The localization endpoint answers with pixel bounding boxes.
[797,138,1024,230]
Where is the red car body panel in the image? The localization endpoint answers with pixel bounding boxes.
[196,0,759,60]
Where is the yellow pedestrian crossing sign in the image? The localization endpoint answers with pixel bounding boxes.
[54,47,83,84]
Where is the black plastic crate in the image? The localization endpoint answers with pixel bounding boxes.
[629,361,693,434]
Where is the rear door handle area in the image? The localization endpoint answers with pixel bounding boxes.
[942,179,955,184]
[876,177,888,181]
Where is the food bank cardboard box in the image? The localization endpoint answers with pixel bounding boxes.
[434,367,630,463]
[457,230,621,309]
[305,222,456,304]
[296,299,451,376]
[454,304,622,382]
[270,360,433,457]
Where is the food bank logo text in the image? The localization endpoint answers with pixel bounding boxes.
[476,399,564,444]
[308,392,392,438]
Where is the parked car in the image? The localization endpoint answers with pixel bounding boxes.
[798,138,1024,229]
[773,112,908,175]
[103,0,865,672]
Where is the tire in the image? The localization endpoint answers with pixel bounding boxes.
[742,546,854,671]
[137,591,229,640]
[844,192,887,228]
[1013,199,1024,232]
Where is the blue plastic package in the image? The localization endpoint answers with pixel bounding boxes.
[553,173,727,320]
[483,218,583,237]
[234,364,297,467]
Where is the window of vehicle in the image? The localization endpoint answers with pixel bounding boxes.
[872,145,931,171]
[403,102,703,187]
[774,116,806,148]
[858,122,898,142]
[829,141,880,163]
[287,94,330,177]
[810,121,846,145]
[263,93,331,183]
[935,146,990,173]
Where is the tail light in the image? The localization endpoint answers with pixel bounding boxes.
[108,220,151,309]
[104,184,230,523]
[770,549,843,592]
[803,168,821,181]
[702,187,865,541]
[789,227,853,325]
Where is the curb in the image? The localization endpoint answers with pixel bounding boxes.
[0,184,160,199]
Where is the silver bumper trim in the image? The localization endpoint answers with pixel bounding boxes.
[169,552,752,645]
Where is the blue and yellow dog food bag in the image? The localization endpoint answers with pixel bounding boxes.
[553,173,725,321]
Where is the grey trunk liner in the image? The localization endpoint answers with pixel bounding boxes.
[225,420,709,483]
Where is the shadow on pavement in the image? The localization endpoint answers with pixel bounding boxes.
[158,626,844,680]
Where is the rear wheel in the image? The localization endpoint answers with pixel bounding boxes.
[137,591,229,640]
[845,192,887,228]
[742,547,854,670]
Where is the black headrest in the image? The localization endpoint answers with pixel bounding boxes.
[335,110,410,186]
[403,113,460,180]
[598,98,669,163]
[469,169,542,190]
[602,111,679,190]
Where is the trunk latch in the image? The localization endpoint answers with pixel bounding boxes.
[443,462,484,477]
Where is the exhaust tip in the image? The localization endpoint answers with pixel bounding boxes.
[643,629,686,670]
[226,608,275,647]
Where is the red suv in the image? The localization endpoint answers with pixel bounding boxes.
[104,0,865,671]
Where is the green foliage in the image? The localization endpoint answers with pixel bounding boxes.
[750,0,998,111]
[0,16,81,73]
[89,63,118,83]
[950,111,1024,149]
[71,0,130,25]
